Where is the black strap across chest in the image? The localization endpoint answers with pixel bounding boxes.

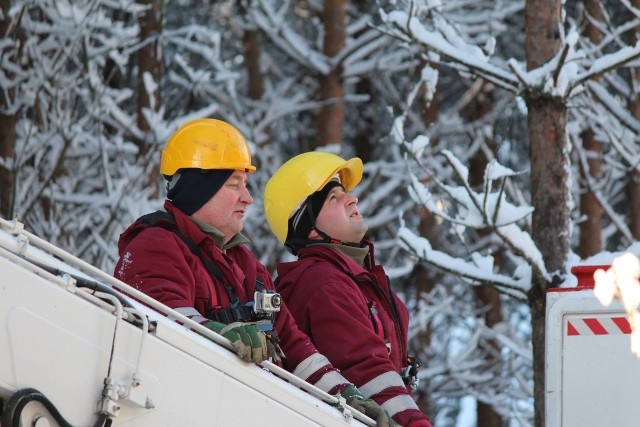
[136,210,265,324]
[293,253,407,355]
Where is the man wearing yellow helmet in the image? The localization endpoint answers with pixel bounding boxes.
[114,119,393,426]
[264,152,432,427]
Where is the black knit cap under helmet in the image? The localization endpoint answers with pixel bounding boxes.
[166,168,233,215]
[286,180,343,253]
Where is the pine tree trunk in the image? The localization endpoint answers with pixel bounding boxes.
[465,81,504,427]
[629,0,640,240]
[410,70,440,418]
[630,170,640,240]
[578,129,602,257]
[473,286,503,427]
[352,78,374,162]
[0,115,16,220]
[244,29,264,101]
[317,0,346,147]
[528,98,568,427]
[525,1,567,426]
[136,0,162,155]
[578,0,603,257]
[242,14,271,153]
[0,0,17,219]
[136,0,162,195]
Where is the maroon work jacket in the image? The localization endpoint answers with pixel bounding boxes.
[114,201,348,392]
[277,243,432,427]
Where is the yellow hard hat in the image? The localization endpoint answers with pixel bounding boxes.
[264,151,363,244]
[160,118,256,176]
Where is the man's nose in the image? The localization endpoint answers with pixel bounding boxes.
[242,186,254,204]
[345,193,358,205]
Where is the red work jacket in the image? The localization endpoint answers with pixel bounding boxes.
[114,201,349,393]
[277,243,432,427]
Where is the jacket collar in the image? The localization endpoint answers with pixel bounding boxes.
[296,239,378,273]
[165,201,250,250]
[307,242,369,266]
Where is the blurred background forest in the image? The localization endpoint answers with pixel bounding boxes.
[2,1,640,426]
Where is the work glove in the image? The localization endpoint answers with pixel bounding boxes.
[340,384,398,427]
[203,321,272,364]
[265,336,282,364]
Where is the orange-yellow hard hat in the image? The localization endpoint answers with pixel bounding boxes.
[160,118,256,176]
[264,151,363,244]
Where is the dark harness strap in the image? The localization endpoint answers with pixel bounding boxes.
[136,211,263,325]
[295,253,417,380]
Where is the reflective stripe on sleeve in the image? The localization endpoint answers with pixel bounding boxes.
[359,371,407,397]
[313,370,350,393]
[292,353,332,381]
[190,315,209,324]
[172,307,208,324]
[380,394,421,417]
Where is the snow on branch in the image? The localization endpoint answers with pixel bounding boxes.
[393,111,549,294]
[397,226,528,300]
[249,1,330,74]
[382,10,519,91]
[571,132,635,246]
[586,81,640,134]
[412,150,533,230]
[570,41,640,93]
[382,4,640,102]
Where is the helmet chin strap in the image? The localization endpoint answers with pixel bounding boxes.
[311,219,364,250]
[306,199,366,248]
[301,199,334,244]
[311,225,337,244]
[286,192,364,255]
[286,225,362,255]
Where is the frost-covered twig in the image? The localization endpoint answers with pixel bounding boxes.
[397,227,529,300]
[250,0,330,74]
[569,42,640,93]
[383,10,519,92]
[571,132,635,245]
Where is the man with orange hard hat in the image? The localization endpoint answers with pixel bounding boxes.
[114,119,394,426]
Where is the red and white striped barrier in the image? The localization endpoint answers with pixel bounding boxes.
[566,316,631,336]
[546,264,640,427]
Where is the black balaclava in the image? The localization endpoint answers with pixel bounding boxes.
[166,169,233,215]
[286,180,343,254]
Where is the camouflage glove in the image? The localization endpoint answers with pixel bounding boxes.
[203,321,269,363]
[341,384,398,427]
[266,336,282,364]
